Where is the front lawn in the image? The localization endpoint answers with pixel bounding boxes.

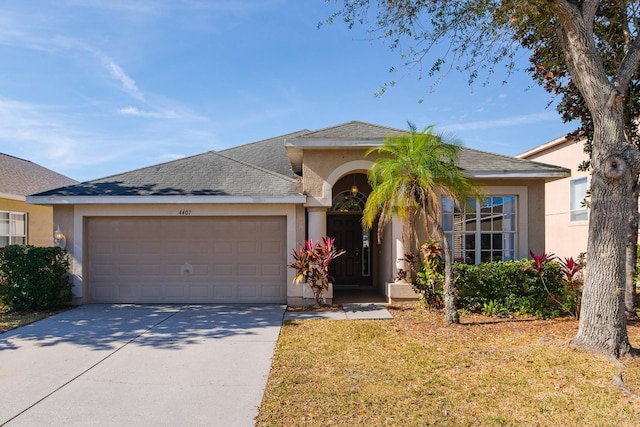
[257,306,640,426]
[0,304,70,334]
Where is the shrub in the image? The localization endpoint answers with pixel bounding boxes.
[454,259,564,318]
[0,245,73,309]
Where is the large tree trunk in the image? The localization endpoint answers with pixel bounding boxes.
[553,0,638,358]
[571,107,635,357]
[626,183,639,319]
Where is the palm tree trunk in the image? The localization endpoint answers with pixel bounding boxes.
[437,224,459,324]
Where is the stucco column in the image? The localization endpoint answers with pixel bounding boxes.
[391,217,406,279]
[307,206,328,241]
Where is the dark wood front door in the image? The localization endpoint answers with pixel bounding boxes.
[327,213,372,287]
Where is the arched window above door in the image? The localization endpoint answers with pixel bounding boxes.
[331,190,368,212]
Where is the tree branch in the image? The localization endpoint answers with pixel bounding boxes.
[616,34,640,92]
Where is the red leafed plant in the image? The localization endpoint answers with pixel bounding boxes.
[557,254,586,318]
[288,237,345,306]
[526,250,585,318]
[528,250,556,274]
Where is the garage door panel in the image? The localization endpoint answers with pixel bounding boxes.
[87,216,287,303]
[237,263,258,277]
[119,286,140,299]
[189,286,209,298]
[237,286,258,298]
[262,263,283,277]
[190,263,211,276]
[212,285,234,299]
[165,285,186,298]
[213,241,234,256]
[213,263,234,277]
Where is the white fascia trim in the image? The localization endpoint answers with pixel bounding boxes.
[26,195,307,205]
[468,171,571,179]
[0,192,25,201]
[517,135,571,159]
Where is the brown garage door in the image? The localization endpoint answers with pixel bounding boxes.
[87,216,287,303]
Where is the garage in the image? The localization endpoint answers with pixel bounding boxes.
[86,216,287,303]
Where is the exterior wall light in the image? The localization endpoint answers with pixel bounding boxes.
[54,225,66,249]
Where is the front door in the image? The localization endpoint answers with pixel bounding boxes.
[327,213,372,287]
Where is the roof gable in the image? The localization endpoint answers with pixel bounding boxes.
[290,120,404,140]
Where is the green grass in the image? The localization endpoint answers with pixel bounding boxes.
[257,306,640,426]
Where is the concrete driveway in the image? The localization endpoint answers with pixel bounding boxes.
[0,304,285,426]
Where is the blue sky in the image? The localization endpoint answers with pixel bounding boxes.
[0,1,577,182]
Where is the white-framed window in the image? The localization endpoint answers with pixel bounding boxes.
[570,177,588,222]
[0,211,27,247]
[442,196,517,264]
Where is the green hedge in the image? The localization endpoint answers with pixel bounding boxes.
[453,260,564,318]
[0,245,73,309]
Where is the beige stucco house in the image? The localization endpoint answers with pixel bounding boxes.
[1,153,77,247]
[27,121,570,306]
[518,136,589,259]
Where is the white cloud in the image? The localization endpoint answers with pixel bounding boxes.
[101,57,144,100]
[159,153,188,161]
[117,106,177,119]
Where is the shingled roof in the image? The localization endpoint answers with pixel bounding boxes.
[220,129,308,178]
[457,147,569,178]
[32,151,302,199]
[0,153,77,198]
[28,120,569,202]
[293,121,403,140]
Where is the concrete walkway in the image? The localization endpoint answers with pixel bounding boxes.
[0,304,285,427]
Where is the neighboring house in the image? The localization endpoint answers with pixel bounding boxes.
[518,136,589,259]
[0,153,77,247]
[27,121,570,306]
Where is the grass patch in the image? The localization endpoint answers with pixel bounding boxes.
[0,304,70,334]
[257,305,640,426]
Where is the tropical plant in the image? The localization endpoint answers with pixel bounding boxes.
[558,254,586,318]
[362,123,483,324]
[527,250,586,318]
[288,237,345,306]
[403,240,445,309]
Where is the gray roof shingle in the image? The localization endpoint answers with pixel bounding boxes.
[293,121,404,140]
[33,151,302,198]
[457,147,570,176]
[220,130,308,177]
[0,153,77,196]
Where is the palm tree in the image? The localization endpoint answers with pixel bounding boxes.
[363,123,483,324]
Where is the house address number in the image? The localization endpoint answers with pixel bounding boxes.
[179,209,192,216]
